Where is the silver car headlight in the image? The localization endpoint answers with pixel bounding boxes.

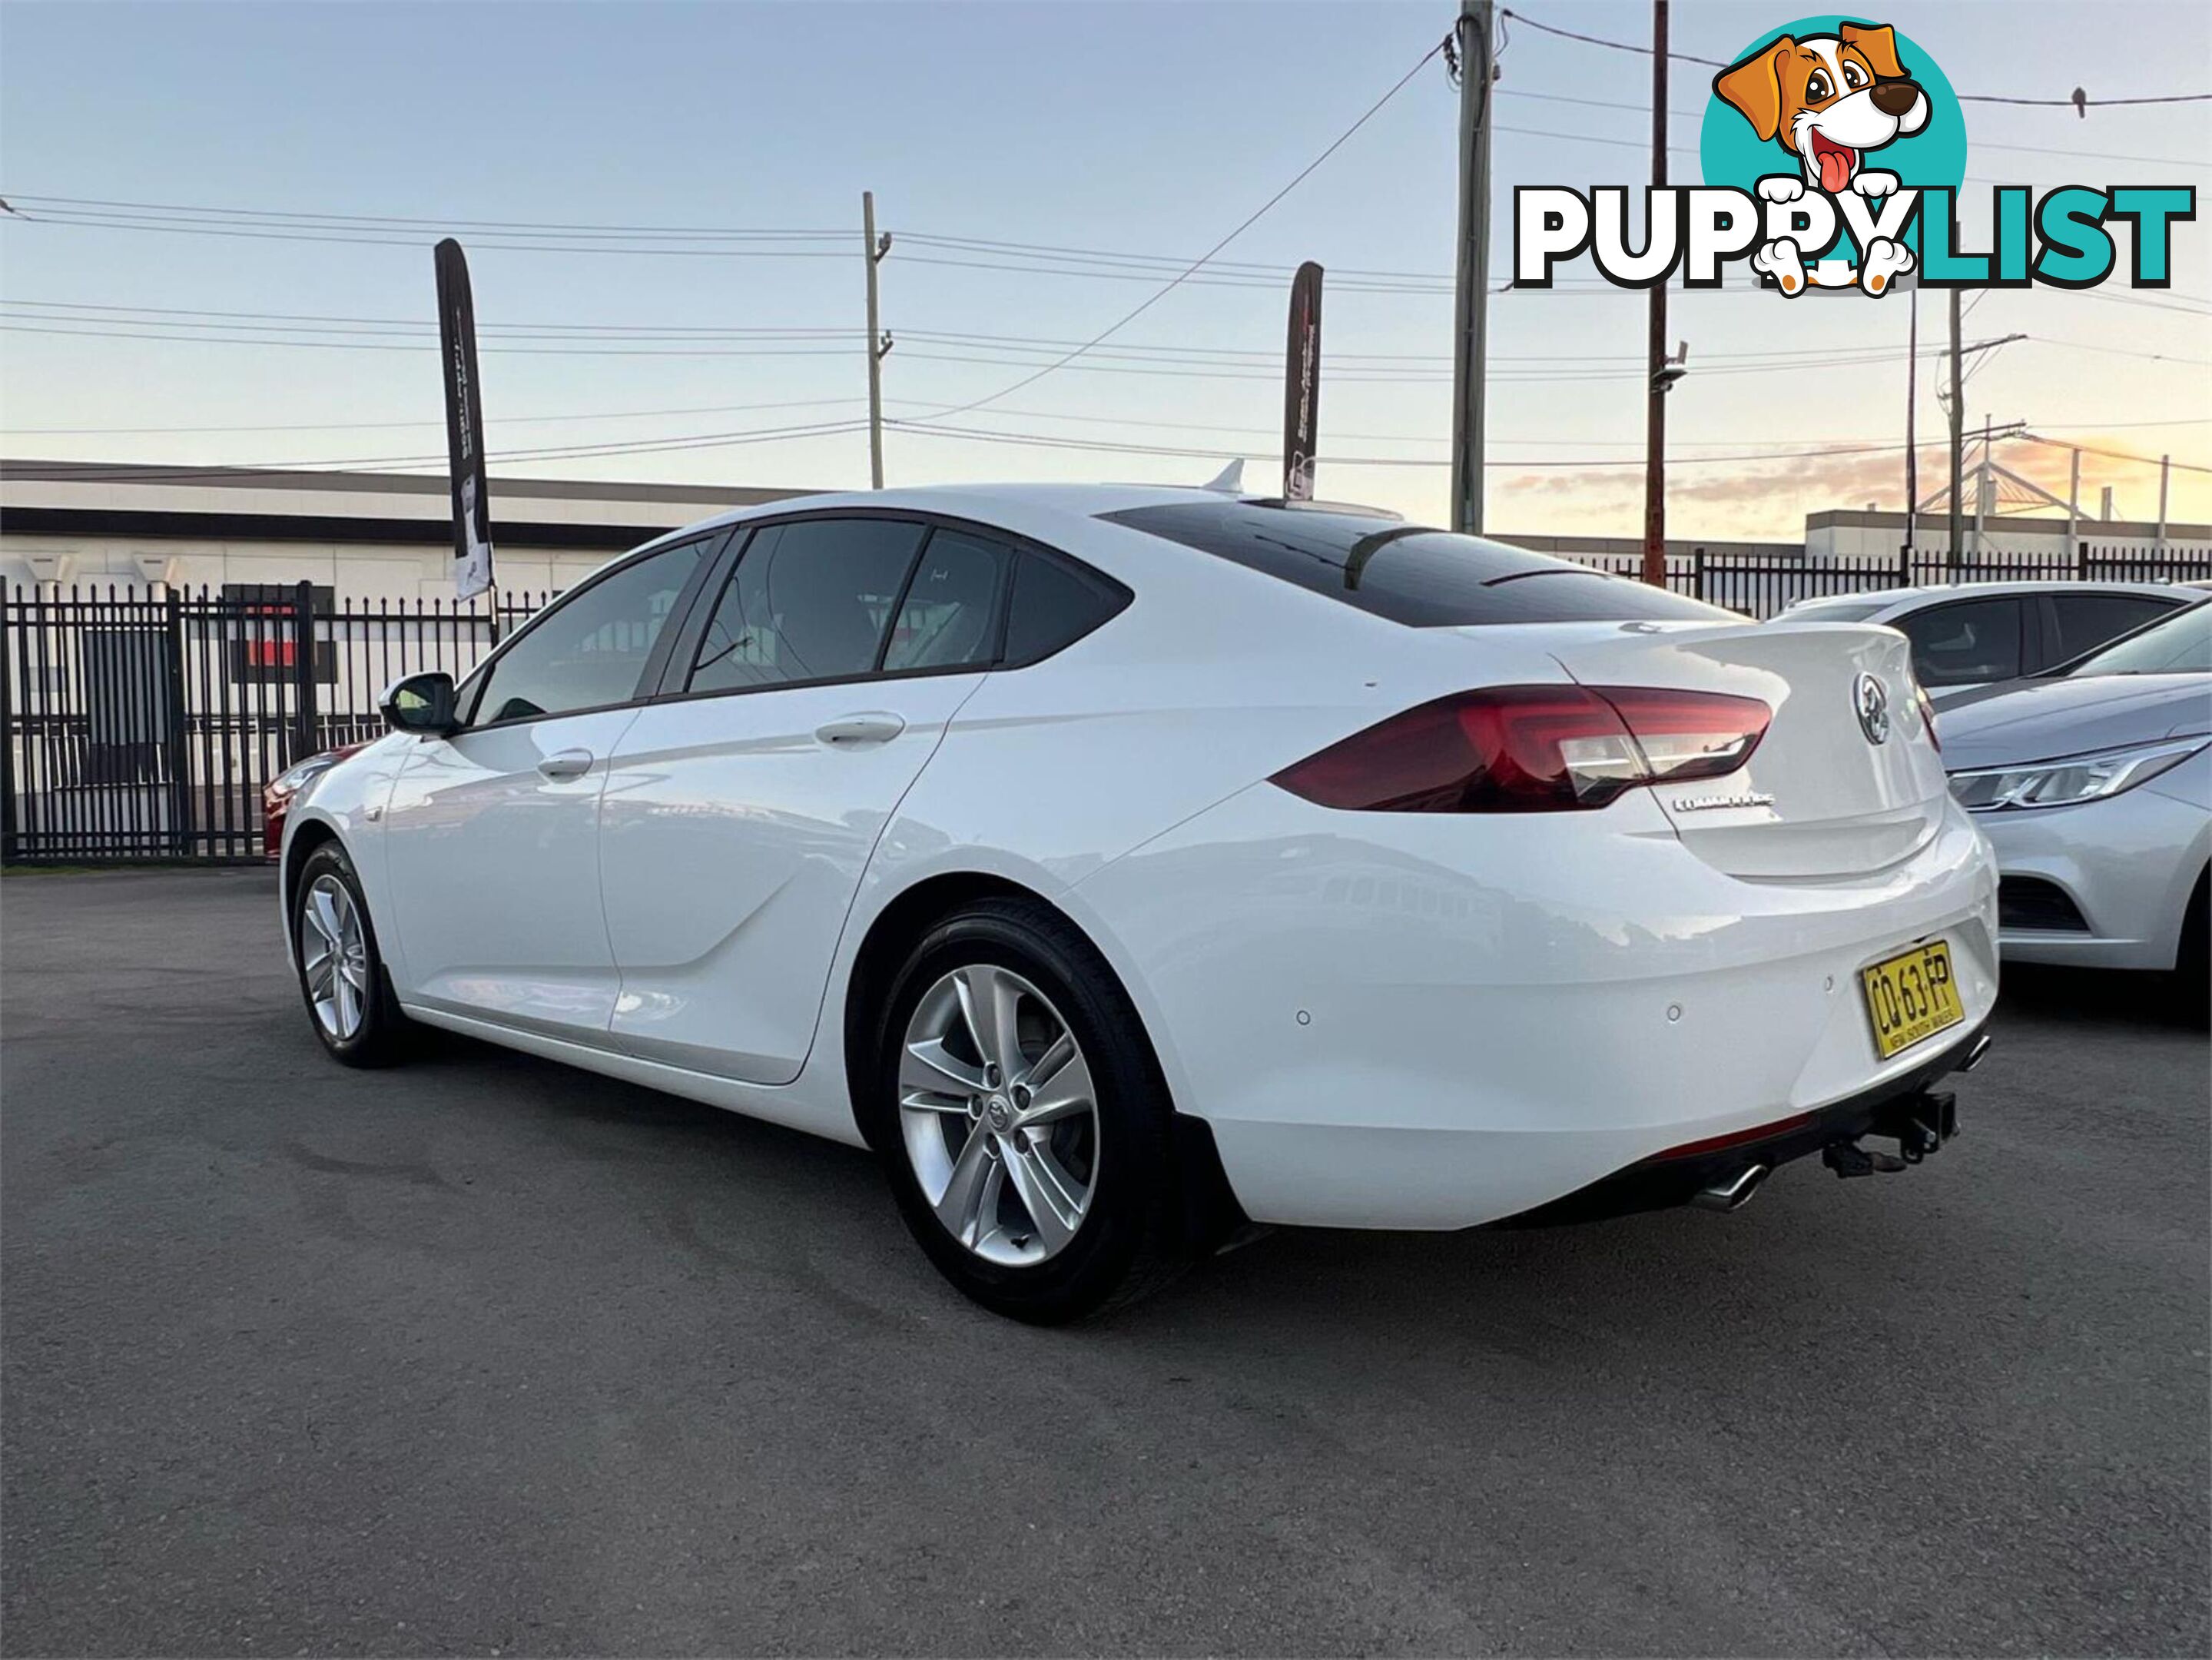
[1948,735,2207,813]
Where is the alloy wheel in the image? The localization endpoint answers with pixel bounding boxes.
[300,873,371,1041]
[897,964,1101,1267]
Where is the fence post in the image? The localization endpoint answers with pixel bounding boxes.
[162,587,191,857]
[0,575,15,865]
[1897,541,1911,592]
[1692,546,1706,602]
[291,579,318,766]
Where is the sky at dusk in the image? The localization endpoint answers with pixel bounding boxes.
[2,0,2207,540]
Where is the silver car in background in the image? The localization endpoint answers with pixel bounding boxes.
[1940,600,2210,976]
[1784,581,2200,705]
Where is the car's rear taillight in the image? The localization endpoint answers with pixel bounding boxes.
[1270,685,1770,813]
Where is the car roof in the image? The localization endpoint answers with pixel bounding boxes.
[1790,579,2200,613]
[623,480,1424,559]
[649,481,1285,544]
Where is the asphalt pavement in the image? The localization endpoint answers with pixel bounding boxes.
[3,867,2207,1657]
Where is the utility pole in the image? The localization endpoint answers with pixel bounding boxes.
[1972,413,1991,560]
[863,190,889,490]
[2067,447,2081,566]
[1947,287,1963,572]
[1904,284,1919,557]
[1449,0,1494,535]
[1640,0,1670,587]
[2157,454,2171,549]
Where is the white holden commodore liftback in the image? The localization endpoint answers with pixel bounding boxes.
[283,484,1998,1322]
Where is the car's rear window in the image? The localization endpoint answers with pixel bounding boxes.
[1787,599,1887,622]
[1100,501,1733,627]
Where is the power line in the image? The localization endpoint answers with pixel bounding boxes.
[0,208,855,257]
[2032,337,2212,367]
[0,194,846,237]
[887,418,1922,469]
[4,320,2005,383]
[2017,433,2212,475]
[1498,5,2212,105]
[15,417,874,484]
[907,32,1451,421]
[1497,88,2212,168]
[0,322,866,357]
[5,299,2015,367]
[0,396,869,437]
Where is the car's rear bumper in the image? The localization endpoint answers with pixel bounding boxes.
[1497,1018,1988,1227]
[1072,782,1999,1230]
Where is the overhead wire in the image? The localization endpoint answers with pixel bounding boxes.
[904,30,1451,420]
[1497,5,2212,105]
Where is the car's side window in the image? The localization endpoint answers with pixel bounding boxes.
[2038,594,2174,666]
[882,529,1010,672]
[686,518,927,694]
[1899,597,2024,687]
[471,537,712,726]
[1002,549,1129,664]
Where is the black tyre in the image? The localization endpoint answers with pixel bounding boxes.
[861,897,1190,1323]
[292,841,409,1067]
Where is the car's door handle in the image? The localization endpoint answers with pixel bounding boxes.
[814,713,906,749]
[536,748,595,781]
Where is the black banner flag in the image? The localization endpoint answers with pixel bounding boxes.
[433,238,494,599]
[1282,261,1323,502]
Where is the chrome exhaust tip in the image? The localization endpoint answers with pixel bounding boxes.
[1690,1164,1771,1213]
[1957,1032,1995,1074]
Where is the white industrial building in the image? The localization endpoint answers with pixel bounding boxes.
[0,459,807,600]
[1806,509,2209,562]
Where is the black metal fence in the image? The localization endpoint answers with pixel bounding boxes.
[5,543,2210,864]
[1564,544,2212,621]
[2,580,553,864]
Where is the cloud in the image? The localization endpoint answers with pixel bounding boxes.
[1490,428,2210,543]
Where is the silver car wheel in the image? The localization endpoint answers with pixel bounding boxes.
[300,873,371,1041]
[897,964,1101,1267]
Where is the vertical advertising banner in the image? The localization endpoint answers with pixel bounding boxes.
[433,238,494,600]
[1282,261,1323,502]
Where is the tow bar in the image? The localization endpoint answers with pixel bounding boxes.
[1822,1086,1961,1178]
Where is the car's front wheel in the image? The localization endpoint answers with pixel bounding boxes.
[865,898,1189,1323]
[293,841,407,1067]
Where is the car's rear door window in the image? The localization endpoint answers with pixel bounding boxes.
[2038,593,2177,666]
[882,529,1008,672]
[1897,597,2024,686]
[1100,500,1730,626]
[686,518,927,693]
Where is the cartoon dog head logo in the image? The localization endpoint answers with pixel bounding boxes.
[1714,23,1928,198]
[1702,16,1965,297]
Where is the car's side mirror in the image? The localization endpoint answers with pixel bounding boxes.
[380,671,459,737]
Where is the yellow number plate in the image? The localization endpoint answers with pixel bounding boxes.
[1860,941,1965,1061]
